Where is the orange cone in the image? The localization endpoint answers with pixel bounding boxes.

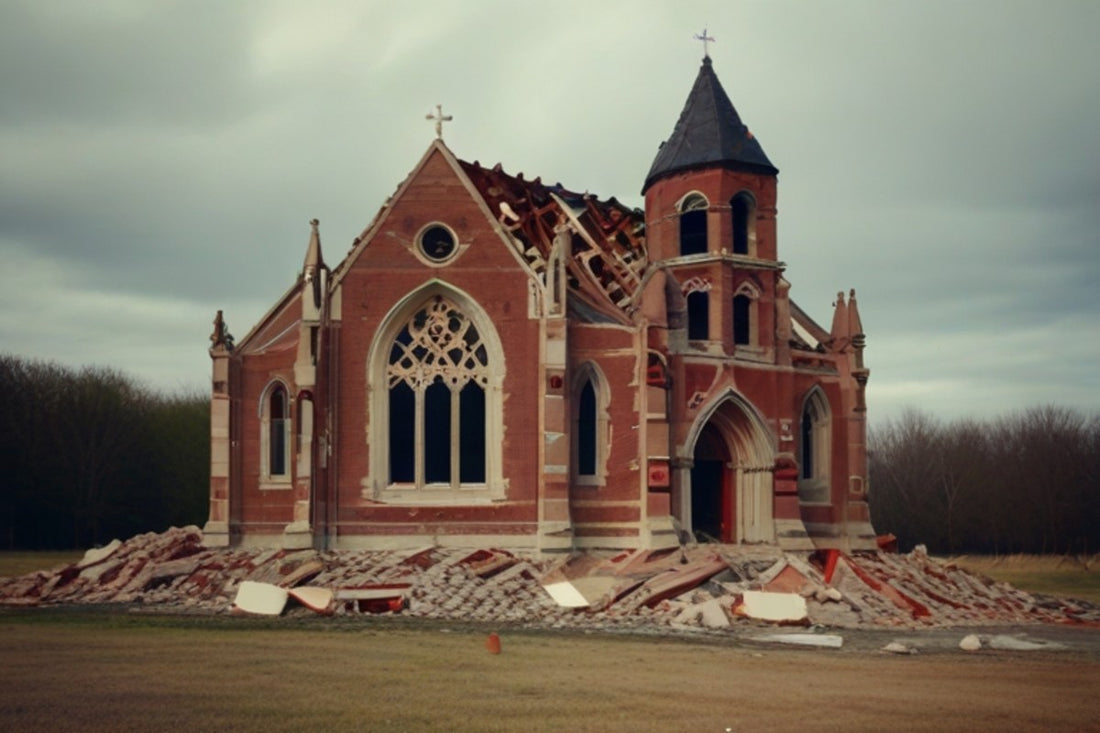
[486,632,502,655]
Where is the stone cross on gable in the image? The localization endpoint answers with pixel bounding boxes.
[426,104,453,139]
[694,28,715,58]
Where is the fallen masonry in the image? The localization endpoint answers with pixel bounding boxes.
[1,526,1098,633]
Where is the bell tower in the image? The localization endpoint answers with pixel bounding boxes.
[643,54,782,361]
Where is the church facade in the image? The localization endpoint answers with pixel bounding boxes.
[203,56,875,553]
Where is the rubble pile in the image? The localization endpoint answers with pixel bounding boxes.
[2,526,1097,631]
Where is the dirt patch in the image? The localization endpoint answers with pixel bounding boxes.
[0,612,1097,732]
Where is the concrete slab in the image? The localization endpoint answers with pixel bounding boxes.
[287,586,334,614]
[752,633,844,648]
[542,580,590,608]
[734,591,808,623]
[233,581,288,615]
[78,540,122,569]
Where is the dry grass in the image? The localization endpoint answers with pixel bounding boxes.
[0,551,83,578]
[950,554,1100,604]
[0,612,1098,732]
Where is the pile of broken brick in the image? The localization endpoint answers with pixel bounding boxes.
[1,525,1096,633]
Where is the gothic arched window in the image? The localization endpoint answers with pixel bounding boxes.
[687,291,710,340]
[730,191,756,255]
[798,389,831,503]
[386,295,489,488]
[733,294,752,345]
[679,193,708,256]
[573,363,609,486]
[578,379,597,477]
[261,382,291,484]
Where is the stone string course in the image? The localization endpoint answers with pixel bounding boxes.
[2,526,1097,630]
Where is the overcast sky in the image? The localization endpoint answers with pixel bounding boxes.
[2,0,1097,425]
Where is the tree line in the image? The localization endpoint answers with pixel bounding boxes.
[3,353,1097,555]
[0,355,209,550]
[869,406,1100,556]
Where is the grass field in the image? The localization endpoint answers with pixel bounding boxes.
[0,551,83,578]
[950,554,1100,604]
[0,610,1098,732]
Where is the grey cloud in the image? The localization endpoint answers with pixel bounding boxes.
[1,0,1097,420]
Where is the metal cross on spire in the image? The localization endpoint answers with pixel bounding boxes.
[425,104,453,139]
[694,27,716,58]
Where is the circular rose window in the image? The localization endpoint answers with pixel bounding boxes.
[418,224,457,263]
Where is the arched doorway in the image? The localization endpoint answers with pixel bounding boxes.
[684,394,774,543]
[691,423,729,541]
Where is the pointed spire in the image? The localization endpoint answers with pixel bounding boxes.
[830,291,850,345]
[847,288,864,338]
[303,218,326,311]
[209,310,234,352]
[303,218,325,274]
[643,58,777,194]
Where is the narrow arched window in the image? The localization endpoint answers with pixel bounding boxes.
[573,364,609,486]
[386,295,488,488]
[800,409,815,480]
[679,193,708,256]
[578,379,597,477]
[730,191,755,255]
[687,291,710,340]
[261,383,291,483]
[798,390,831,503]
[733,294,752,345]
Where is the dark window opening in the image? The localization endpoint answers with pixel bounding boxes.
[420,225,456,262]
[688,291,710,340]
[731,193,753,255]
[680,210,707,256]
[733,294,751,345]
[578,379,597,476]
[389,382,415,482]
[801,409,814,479]
[459,381,486,483]
[269,386,288,476]
[424,378,452,483]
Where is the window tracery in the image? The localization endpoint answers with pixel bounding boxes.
[385,295,489,487]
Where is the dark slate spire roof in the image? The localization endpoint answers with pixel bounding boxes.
[643,57,777,194]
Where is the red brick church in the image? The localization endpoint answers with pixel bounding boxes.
[203,54,875,553]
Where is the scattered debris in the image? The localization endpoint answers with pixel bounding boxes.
[986,634,1066,652]
[2,527,1098,635]
[751,633,844,649]
[881,641,918,655]
[333,584,410,614]
[78,540,122,569]
[959,634,983,651]
[542,580,591,609]
[675,598,732,629]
